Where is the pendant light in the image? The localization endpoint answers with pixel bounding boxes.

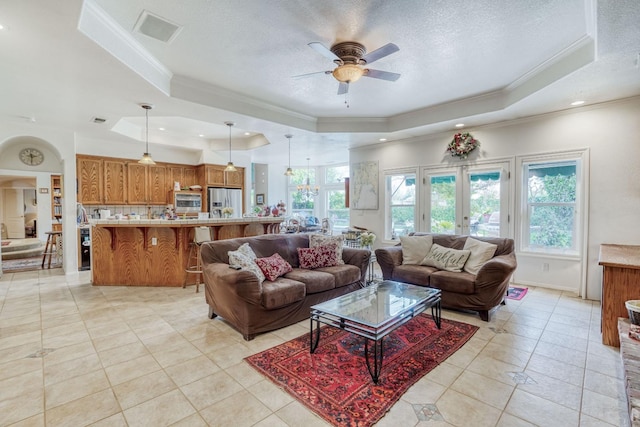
[138,104,156,165]
[284,134,293,176]
[224,121,237,172]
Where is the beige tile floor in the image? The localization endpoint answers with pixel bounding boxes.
[0,269,628,427]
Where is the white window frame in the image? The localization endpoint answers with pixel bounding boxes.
[384,168,417,241]
[517,150,589,257]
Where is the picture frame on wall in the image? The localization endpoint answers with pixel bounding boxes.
[256,194,265,205]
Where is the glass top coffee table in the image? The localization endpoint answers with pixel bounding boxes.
[310,280,441,383]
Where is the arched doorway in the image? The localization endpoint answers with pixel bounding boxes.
[0,136,63,273]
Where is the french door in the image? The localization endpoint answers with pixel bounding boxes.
[421,162,511,237]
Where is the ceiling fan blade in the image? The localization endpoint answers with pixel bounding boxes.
[292,70,332,79]
[337,82,349,95]
[308,42,341,62]
[364,69,401,81]
[361,43,399,65]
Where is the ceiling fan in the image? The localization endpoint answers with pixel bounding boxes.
[295,41,401,95]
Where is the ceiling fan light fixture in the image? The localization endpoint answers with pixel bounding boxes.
[332,64,365,83]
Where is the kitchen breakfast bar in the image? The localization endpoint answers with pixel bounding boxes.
[90,217,283,286]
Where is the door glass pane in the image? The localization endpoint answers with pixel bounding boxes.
[469,172,501,237]
[431,175,456,234]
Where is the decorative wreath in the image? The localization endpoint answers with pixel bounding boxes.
[447,132,480,159]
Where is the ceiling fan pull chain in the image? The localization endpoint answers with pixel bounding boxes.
[345,90,350,108]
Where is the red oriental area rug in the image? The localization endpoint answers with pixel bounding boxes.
[245,315,478,427]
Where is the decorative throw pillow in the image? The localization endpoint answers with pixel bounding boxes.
[463,237,498,275]
[400,235,434,265]
[234,242,257,260]
[309,234,345,264]
[421,243,471,272]
[228,252,265,283]
[255,253,293,281]
[297,243,339,269]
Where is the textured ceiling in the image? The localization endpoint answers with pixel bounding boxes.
[0,0,639,166]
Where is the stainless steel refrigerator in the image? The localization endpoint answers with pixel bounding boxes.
[208,187,243,218]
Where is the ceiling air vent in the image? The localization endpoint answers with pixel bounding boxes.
[91,117,106,124]
[134,10,182,43]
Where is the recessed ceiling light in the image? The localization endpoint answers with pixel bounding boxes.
[571,100,585,106]
[158,127,165,131]
[244,132,251,136]
[198,134,205,138]
[455,123,465,128]
[0,24,5,30]
[379,138,387,142]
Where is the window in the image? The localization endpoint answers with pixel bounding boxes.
[522,159,581,254]
[288,165,316,217]
[385,171,416,240]
[286,163,349,231]
[326,165,349,234]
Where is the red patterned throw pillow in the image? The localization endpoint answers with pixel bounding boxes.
[255,253,293,281]
[297,243,339,269]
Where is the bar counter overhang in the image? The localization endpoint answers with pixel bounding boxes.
[90,217,283,286]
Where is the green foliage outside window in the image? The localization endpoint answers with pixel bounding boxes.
[527,164,577,250]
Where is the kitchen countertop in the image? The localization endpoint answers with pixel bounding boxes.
[90,217,284,227]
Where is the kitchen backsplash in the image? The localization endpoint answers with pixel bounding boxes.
[83,205,168,220]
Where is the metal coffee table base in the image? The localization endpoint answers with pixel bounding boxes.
[310,300,441,384]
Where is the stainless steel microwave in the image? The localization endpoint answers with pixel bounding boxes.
[171,191,202,213]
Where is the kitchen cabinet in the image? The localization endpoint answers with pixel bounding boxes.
[205,165,244,188]
[103,160,127,204]
[225,167,244,187]
[77,157,103,204]
[168,165,198,190]
[168,166,183,190]
[76,155,238,206]
[206,165,226,186]
[148,165,167,204]
[127,163,148,204]
[182,167,198,187]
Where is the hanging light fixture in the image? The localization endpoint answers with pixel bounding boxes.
[224,121,237,172]
[284,134,293,176]
[138,104,156,165]
[297,157,319,201]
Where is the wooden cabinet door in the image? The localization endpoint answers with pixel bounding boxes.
[225,167,244,188]
[103,160,127,204]
[206,166,225,186]
[77,158,103,204]
[182,167,197,187]
[127,163,148,204]
[168,166,183,190]
[148,165,167,204]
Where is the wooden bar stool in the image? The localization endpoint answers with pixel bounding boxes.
[184,227,212,293]
[42,231,62,269]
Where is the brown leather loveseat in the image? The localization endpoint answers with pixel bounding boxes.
[201,233,370,340]
[375,233,516,321]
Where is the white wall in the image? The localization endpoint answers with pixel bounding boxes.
[349,96,640,301]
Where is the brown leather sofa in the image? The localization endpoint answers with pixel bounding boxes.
[375,233,516,321]
[200,233,371,340]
